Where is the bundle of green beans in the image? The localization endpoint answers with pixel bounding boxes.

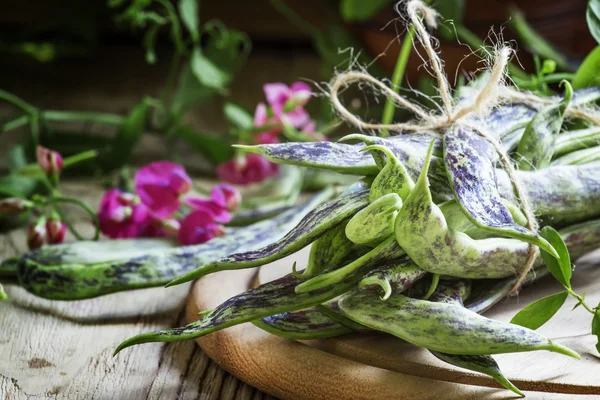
[4,83,600,396]
[109,83,600,396]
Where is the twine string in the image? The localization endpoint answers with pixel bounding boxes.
[328,0,552,295]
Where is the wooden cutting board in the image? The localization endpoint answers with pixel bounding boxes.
[187,248,600,399]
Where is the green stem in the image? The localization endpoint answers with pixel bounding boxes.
[423,274,440,300]
[1,115,29,132]
[44,110,124,125]
[568,288,595,314]
[509,7,572,72]
[454,25,529,81]
[0,89,36,114]
[380,25,415,138]
[17,150,99,177]
[270,0,322,38]
[50,196,100,241]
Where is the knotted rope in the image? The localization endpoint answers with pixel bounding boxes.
[328,0,571,295]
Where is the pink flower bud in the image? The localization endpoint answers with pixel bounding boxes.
[27,218,47,250]
[211,184,242,212]
[36,146,63,176]
[46,218,67,244]
[0,198,33,215]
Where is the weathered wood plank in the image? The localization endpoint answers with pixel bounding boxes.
[0,182,274,400]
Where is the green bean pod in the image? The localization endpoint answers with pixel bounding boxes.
[517,83,572,170]
[358,258,426,300]
[554,127,600,157]
[114,269,358,354]
[301,220,365,279]
[444,126,553,250]
[294,235,405,294]
[16,190,333,300]
[551,146,600,166]
[166,189,370,287]
[338,290,579,358]
[395,143,557,279]
[345,193,402,246]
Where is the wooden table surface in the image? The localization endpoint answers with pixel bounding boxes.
[0,182,276,400]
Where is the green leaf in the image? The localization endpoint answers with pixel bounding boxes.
[175,125,234,164]
[540,226,572,289]
[572,47,600,89]
[587,1,600,45]
[340,0,390,22]
[191,46,230,91]
[7,145,28,172]
[102,99,150,171]
[178,0,200,42]
[510,291,568,330]
[224,102,253,129]
[592,306,600,353]
[171,61,214,114]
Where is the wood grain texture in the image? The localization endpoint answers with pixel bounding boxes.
[190,250,600,399]
[0,182,275,400]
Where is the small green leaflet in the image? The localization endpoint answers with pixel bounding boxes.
[587,0,600,45]
[191,47,230,92]
[178,0,200,42]
[510,291,568,330]
[592,306,600,353]
[540,226,572,289]
[224,102,253,129]
[572,46,600,89]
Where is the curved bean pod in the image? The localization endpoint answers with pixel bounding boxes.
[444,125,553,251]
[338,290,579,357]
[345,193,402,246]
[358,258,426,300]
[430,352,524,397]
[252,304,353,339]
[166,189,370,287]
[301,220,365,279]
[17,190,334,300]
[294,235,405,294]
[395,143,556,279]
[114,269,357,354]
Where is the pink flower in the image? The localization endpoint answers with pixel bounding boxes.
[27,217,47,250]
[254,133,280,144]
[211,184,242,212]
[143,217,180,238]
[46,218,67,244]
[98,189,150,239]
[185,197,232,224]
[177,209,226,245]
[36,146,63,176]
[253,103,281,139]
[264,82,311,113]
[217,154,279,185]
[135,161,192,218]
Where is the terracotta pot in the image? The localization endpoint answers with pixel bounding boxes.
[353,0,595,82]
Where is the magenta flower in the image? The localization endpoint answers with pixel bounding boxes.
[253,103,281,140]
[143,217,180,238]
[98,189,150,239]
[36,146,63,176]
[217,154,279,185]
[177,209,226,245]
[135,161,192,218]
[185,197,232,224]
[264,82,312,128]
[211,184,242,212]
[46,218,67,244]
